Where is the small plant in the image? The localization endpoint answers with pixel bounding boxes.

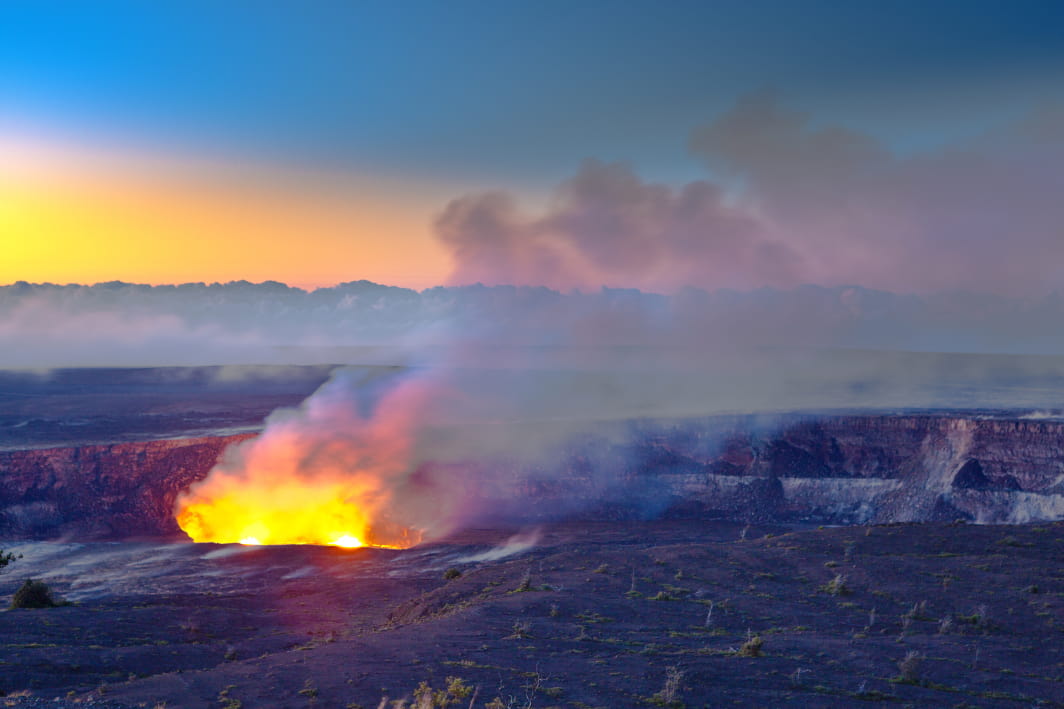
[217,685,242,709]
[905,600,930,621]
[506,621,531,639]
[443,567,462,581]
[895,650,922,684]
[514,569,533,593]
[298,679,318,698]
[650,590,673,601]
[0,549,20,572]
[959,604,990,628]
[592,563,609,574]
[738,634,763,657]
[938,616,953,635]
[820,573,850,596]
[649,666,684,707]
[11,579,58,609]
[444,677,473,702]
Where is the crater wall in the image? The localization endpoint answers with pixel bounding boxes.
[2,415,1064,539]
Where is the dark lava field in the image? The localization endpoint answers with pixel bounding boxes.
[1,520,1062,708]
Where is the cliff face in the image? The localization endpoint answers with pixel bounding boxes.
[0,434,252,539]
[2,415,1064,540]
[636,415,1064,525]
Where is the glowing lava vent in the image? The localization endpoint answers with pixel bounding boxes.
[175,383,428,549]
[177,475,420,548]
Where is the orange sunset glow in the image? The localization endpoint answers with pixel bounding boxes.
[0,134,450,289]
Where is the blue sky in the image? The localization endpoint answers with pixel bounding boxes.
[4,0,1063,187]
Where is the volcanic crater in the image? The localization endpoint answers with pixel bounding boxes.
[0,367,1062,708]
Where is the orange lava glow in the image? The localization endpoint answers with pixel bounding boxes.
[174,436,423,545]
[175,377,433,549]
[177,477,420,548]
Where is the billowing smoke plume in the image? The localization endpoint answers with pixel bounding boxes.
[441,93,1064,296]
[436,159,801,292]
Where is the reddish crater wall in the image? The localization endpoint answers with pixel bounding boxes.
[0,434,253,539]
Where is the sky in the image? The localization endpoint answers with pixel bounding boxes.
[2,0,1064,291]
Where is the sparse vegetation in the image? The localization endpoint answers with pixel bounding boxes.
[514,568,533,593]
[11,579,59,609]
[506,621,531,639]
[648,665,684,707]
[442,567,462,580]
[0,549,20,572]
[298,679,318,698]
[217,685,242,709]
[894,650,922,684]
[819,573,850,596]
[738,634,763,658]
[0,518,1059,706]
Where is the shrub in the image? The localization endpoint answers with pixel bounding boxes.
[411,676,474,707]
[895,650,922,683]
[514,569,533,593]
[11,579,58,609]
[738,635,763,657]
[506,621,531,639]
[0,550,20,572]
[649,665,684,707]
[442,568,462,580]
[820,574,850,596]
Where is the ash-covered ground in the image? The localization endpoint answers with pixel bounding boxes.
[1,521,1062,708]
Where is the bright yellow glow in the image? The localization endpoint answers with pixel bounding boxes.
[176,431,423,549]
[238,537,262,546]
[0,132,452,288]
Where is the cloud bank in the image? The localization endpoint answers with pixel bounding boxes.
[8,280,1064,370]
[440,94,1064,296]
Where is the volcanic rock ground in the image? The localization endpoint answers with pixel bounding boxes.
[1,366,1064,707]
[1,520,1062,708]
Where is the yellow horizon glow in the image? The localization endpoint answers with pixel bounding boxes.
[0,132,452,289]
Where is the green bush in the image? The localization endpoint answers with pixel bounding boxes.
[738,635,763,657]
[0,549,20,572]
[11,579,58,609]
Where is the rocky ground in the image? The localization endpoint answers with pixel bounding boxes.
[0,519,1061,708]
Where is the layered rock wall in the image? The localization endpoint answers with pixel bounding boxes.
[637,415,1064,524]
[0,435,252,538]
[2,415,1064,539]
